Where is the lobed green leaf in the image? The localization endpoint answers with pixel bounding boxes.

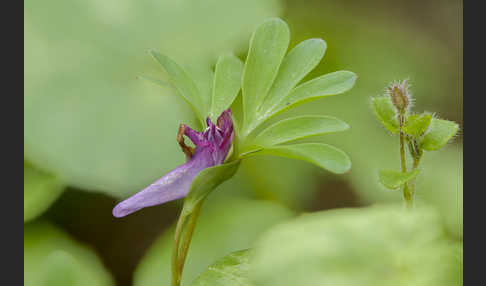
[253,115,349,146]
[210,54,244,122]
[192,249,252,286]
[378,168,420,190]
[248,71,356,133]
[242,18,290,132]
[150,50,204,121]
[259,39,327,118]
[371,96,399,134]
[403,113,433,137]
[253,143,351,174]
[420,118,459,151]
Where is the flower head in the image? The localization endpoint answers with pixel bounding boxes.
[113,109,234,218]
[388,79,411,113]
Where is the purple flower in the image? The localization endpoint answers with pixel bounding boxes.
[113,109,234,218]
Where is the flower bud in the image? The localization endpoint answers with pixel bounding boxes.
[388,79,410,113]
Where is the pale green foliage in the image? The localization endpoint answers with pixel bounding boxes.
[420,118,459,151]
[210,55,244,122]
[259,39,327,120]
[250,205,461,286]
[242,18,290,131]
[152,18,355,177]
[24,222,114,286]
[371,96,399,134]
[378,169,420,190]
[403,113,433,137]
[24,161,65,222]
[150,51,206,123]
[258,143,351,174]
[192,249,252,286]
[193,205,460,286]
[252,115,349,146]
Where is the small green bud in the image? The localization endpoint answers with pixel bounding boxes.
[388,79,411,113]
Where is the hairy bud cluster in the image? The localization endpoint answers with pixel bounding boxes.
[388,79,411,113]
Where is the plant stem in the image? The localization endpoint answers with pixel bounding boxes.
[172,212,189,286]
[171,202,204,286]
[177,203,202,276]
[398,113,412,208]
[406,140,423,207]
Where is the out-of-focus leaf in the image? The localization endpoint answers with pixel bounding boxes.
[259,39,327,118]
[420,118,459,151]
[150,50,205,122]
[378,168,420,190]
[417,146,463,239]
[210,54,244,122]
[134,198,294,286]
[24,161,65,222]
[253,115,349,146]
[192,249,252,286]
[403,113,433,137]
[251,204,461,286]
[183,160,241,214]
[24,0,282,198]
[242,18,290,132]
[371,96,399,134]
[251,143,351,174]
[24,222,114,286]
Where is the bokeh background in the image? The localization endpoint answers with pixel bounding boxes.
[24,0,462,285]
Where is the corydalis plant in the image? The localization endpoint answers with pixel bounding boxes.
[371,79,459,208]
[114,18,356,286]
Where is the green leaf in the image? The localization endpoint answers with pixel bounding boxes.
[378,168,420,190]
[403,113,433,137]
[134,198,294,286]
[242,18,290,132]
[255,71,356,130]
[183,160,241,214]
[210,54,244,121]
[420,118,459,151]
[150,50,205,122]
[251,205,462,286]
[253,115,349,146]
[259,39,327,118]
[192,249,253,286]
[24,161,65,222]
[371,96,399,134]
[252,143,351,174]
[24,222,114,286]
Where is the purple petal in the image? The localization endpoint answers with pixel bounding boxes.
[112,109,234,218]
[112,148,214,217]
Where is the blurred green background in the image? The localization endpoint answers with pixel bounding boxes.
[24,0,462,285]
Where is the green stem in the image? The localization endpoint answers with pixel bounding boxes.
[172,212,189,286]
[177,203,202,276]
[171,202,204,286]
[398,114,412,208]
[407,140,423,207]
